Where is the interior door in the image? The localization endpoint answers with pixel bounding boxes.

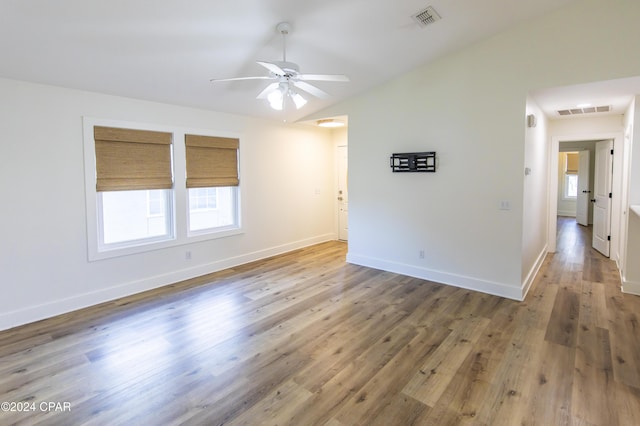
[576,150,590,226]
[337,145,348,240]
[592,140,613,257]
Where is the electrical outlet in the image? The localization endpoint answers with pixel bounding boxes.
[419,249,425,259]
[499,200,510,210]
[185,251,192,260]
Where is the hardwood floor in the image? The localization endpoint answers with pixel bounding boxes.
[1,217,639,425]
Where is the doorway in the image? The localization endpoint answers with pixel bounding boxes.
[549,134,621,260]
[557,149,593,224]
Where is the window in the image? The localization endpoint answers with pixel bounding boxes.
[563,152,578,199]
[185,134,239,235]
[94,126,174,250]
[101,189,172,245]
[147,190,167,216]
[84,119,242,260]
[564,174,578,198]
[189,188,218,210]
[188,187,237,232]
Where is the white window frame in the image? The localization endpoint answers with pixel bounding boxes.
[83,117,243,261]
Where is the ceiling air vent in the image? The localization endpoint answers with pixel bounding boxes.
[557,105,611,116]
[413,6,441,27]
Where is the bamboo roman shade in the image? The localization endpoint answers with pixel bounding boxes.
[94,126,173,192]
[185,134,239,188]
[566,152,579,174]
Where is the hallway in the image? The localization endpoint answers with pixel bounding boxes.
[527,216,640,424]
[554,216,617,282]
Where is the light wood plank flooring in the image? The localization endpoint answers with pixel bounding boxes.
[1,217,639,425]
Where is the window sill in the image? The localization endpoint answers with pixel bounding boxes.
[187,226,243,242]
[88,227,243,262]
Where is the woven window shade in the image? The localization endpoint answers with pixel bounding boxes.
[185,135,239,188]
[94,126,173,192]
[566,152,579,174]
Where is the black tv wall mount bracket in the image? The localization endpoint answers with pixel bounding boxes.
[390,152,436,172]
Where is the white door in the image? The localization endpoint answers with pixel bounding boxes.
[576,150,590,226]
[337,145,348,240]
[592,140,613,257]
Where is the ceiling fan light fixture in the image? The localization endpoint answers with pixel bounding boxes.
[291,91,307,109]
[317,119,344,128]
[267,88,284,110]
[266,84,306,110]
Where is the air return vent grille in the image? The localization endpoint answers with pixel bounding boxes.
[412,6,441,27]
[557,105,611,116]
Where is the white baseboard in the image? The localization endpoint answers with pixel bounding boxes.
[521,245,548,300]
[0,234,335,331]
[621,277,640,296]
[557,211,576,217]
[346,252,524,301]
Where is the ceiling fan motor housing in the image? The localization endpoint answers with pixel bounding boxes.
[273,61,299,77]
[276,22,291,35]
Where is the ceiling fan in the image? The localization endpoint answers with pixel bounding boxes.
[210,22,349,111]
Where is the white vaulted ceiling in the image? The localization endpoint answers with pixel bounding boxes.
[0,0,579,122]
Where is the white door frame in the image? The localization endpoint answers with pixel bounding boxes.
[336,144,348,241]
[576,150,591,226]
[548,132,623,256]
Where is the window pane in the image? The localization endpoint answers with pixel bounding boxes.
[101,189,172,244]
[189,187,236,232]
[189,188,218,211]
[565,174,578,198]
[147,190,165,216]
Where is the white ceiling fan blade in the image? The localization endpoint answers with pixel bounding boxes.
[297,74,350,82]
[210,76,274,82]
[293,81,329,99]
[256,82,280,99]
[257,61,286,76]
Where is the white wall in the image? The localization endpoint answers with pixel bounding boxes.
[316,0,640,300]
[0,77,336,330]
[332,127,348,147]
[550,116,625,137]
[522,98,549,292]
[629,98,640,210]
[623,97,640,294]
[619,99,635,286]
